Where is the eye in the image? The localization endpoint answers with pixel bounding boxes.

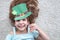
[16,20,20,22]
[22,19,26,21]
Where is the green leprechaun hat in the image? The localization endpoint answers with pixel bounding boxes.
[12,3,32,20]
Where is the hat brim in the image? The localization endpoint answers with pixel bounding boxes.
[14,12,32,20]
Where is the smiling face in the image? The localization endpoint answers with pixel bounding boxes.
[15,18,29,31]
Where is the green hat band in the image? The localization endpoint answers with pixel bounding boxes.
[14,12,32,20]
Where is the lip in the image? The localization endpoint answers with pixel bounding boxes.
[18,25,25,28]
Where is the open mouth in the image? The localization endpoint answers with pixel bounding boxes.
[18,24,25,28]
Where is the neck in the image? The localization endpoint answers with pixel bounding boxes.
[16,28,28,34]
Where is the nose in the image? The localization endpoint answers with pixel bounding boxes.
[18,20,24,26]
[19,20,23,24]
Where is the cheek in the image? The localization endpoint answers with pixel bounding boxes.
[25,22,29,25]
[15,22,19,26]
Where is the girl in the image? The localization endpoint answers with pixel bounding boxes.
[5,0,49,40]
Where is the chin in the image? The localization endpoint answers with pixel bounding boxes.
[18,27,27,31]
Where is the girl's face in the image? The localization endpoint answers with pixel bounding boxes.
[15,18,29,31]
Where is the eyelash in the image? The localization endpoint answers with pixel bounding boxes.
[16,19,26,21]
[16,20,20,21]
[22,19,26,21]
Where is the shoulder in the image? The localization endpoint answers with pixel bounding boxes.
[6,31,14,36]
[5,31,14,40]
[9,31,14,35]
